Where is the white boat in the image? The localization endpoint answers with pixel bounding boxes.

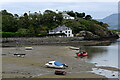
[45,61,68,69]
[69,47,79,50]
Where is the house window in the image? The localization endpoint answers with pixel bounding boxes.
[65,31,67,33]
[69,34,70,36]
[60,31,62,33]
[69,31,70,33]
[50,30,53,32]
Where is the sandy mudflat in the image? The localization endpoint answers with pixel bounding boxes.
[2,45,106,78]
[96,66,120,71]
[34,73,106,78]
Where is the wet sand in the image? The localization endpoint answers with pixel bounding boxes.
[96,66,120,71]
[2,45,106,78]
[34,73,106,78]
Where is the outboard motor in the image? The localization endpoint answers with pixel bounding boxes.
[63,64,68,67]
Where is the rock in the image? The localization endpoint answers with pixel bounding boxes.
[76,30,119,40]
[76,31,100,40]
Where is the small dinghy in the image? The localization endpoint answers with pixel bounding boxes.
[45,61,68,69]
[55,70,67,75]
[69,47,79,50]
[76,51,88,56]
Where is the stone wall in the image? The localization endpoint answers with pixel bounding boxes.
[2,37,84,46]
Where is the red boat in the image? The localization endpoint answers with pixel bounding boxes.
[76,51,88,56]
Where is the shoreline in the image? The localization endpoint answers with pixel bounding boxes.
[1,37,118,47]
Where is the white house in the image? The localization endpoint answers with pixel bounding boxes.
[62,12,75,20]
[49,25,74,37]
[55,10,74,20]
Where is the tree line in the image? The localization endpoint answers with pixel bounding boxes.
[1,9,109,37]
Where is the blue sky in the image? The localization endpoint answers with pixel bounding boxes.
[1,2,118,19]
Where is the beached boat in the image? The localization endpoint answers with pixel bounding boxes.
[55,70,67,75]
[13,53,26,57]
[45,61,68,69]
[25,47,33,50]
[69,47,79,50]
[76,52,88,56]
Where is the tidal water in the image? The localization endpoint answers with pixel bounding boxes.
[77,39,119,78]
[84,41,119,68]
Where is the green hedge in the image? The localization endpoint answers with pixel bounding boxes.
[1,32,21,38]
[1,32,67,38]
[37,33,66,37]
[1,32,34,38]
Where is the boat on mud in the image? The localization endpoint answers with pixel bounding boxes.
[76,51,88,56]
[45,61,68,69]
[55,70,67,75]
[69,47,79,50]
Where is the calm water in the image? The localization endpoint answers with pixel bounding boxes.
[80,39,119,68]
[75,39,119,78]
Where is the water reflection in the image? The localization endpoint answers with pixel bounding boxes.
[84,46,108,60]
[75,56,88,59]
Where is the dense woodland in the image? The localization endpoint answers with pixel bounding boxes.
[1,9,118,38]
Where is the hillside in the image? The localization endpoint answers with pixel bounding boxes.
[1,10,119,39]
[97,13,119,30]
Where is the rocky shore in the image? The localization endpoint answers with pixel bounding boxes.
[76,30,119,40]
[1,36,119,47]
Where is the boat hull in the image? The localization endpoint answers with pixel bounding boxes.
[76,52,88,56]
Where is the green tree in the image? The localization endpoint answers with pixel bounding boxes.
[1,10,13,16]
[17,28,29,36]
[18,13,30,29]
[66,11,75,17]
[76,12,85,18]
[41,10,63,29]
[2,14,18,32]
[85,15,92,20]
[28,25,35,34]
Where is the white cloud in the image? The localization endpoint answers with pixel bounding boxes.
[1,1,118,19]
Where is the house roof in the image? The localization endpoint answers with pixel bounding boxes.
[50,25,71,32]
[62,12,71,17]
